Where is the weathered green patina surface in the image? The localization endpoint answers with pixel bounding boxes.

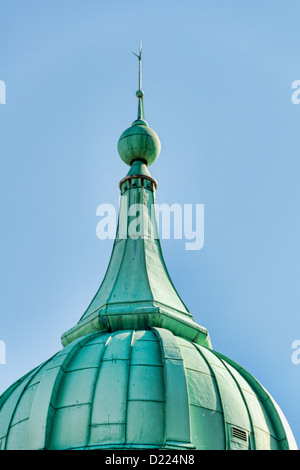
[0,46,297,450]
[0,329,296,450]
[61,156,210,348]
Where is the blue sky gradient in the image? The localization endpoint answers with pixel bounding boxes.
[0,0,299,447]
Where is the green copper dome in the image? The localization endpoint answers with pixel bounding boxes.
[0,329,296,450]
[0,45,297,451]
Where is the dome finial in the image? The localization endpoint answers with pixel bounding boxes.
[132,40,142,91]
[132,40,145,123]
[118,43,161,167]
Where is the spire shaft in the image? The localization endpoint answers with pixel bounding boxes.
[61,162,211,349]
[138,40,142,90]
[133,41,145,122]
[133,41,142,89]
[61,44,211,349]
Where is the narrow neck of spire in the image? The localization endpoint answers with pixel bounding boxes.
[136,89,145,122]
[138,44,142,90]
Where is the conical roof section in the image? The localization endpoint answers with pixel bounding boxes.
[61,46,211,348]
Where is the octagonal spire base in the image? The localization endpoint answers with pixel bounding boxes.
[61,301,211,348]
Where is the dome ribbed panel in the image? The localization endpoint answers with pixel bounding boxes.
[48,329,166,450]
[0,329,296,450]
[197,346,251,448]
[88,331,131,447]
[152,328,194,449]
[213,351,297,450]
[125,330,165,448]
[0,336,86,450]
[0,366,40,450]
[173,338,292,450]
[176,337,226,450]
[217,358,280,450]
[49,334,108,449]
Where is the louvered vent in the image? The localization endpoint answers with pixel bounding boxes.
[232,427,248,441]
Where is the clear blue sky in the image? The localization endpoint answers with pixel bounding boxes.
[1,0,300,447]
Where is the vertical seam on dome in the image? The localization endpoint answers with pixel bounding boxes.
[150,327,166,448]
[213,351,293,450]
[44,333,100,449]
[86,332,113,449]
[0,368,38,411]
[192,344,228,450]
[124,330,135,445]
[216,356,256,450]
[151,328,194,449]
[3,355,56,450]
